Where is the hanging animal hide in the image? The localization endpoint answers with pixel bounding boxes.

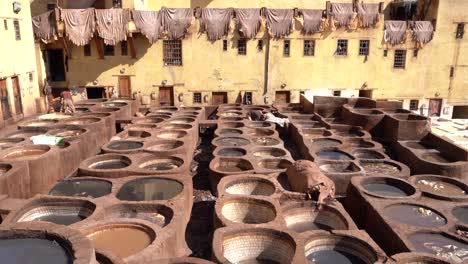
[301,9,323,34]
[235,8,261,39]
[384,20,407,45]
[95,9,130,45]
[265,9,294,39]
[331,3,354,27]
[32,10,57,41]
[132,10,162,44]
[200,8,233,41]
[161,8,193,40]
[60,8,96,46]
[357,3,380,27]
[412,21,434,44]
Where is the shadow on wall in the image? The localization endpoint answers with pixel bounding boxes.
[191,0,214,8]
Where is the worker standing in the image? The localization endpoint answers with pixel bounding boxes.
[60,88,75,114]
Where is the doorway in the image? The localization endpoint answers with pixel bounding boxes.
[359,89,373,98]
[452,106,468,119]
[11,77,22,115]
[86,87,106,99]
[0,79,11,120]
[48,49,66,82]
[118,76,132,98]
[159,86,174,106]
[212,92,228,105]
[429,99,443,117]
[275,91,290,104]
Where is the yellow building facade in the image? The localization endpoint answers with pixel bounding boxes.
[0,0,42,127]
[31,0,467,118]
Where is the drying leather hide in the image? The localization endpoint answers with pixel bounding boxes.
[32,10,57,42]
[161,8,193,40]
[265,9,294,39]
[132,10,162,44]
[384,20,407,45]
[331,3,354,27]
[301,9,323,34]
[200,8,234,41]
[95,9,130,45]
[235,8,261,39]
[60,8,96,46]
[357,3,380,27]
[412,21,434,44]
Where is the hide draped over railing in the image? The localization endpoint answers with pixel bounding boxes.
[331,3,354,27]
[357,3,380,27]
[265,9,294,39]
[200,8,234,41]
[235,8,262,39]
[161,8,193,40]
[32,10,57,42]
[95,9,130,45]
[411,21,434,44]
[131,10,162,44]
[384,20,407,45]
[60,8,96,46]
[301,9,323,34]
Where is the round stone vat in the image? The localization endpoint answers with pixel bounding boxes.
[220,198,276,224]
[170,117,195,124]
[319,162,361,173]
[384,204,447,227]
[0,138,25,149]
[221,229,296,263]
[361,177,416,198]
[413,175,467,199]
[48,127,87,140]
[214,137,250,147]
[284,204,348,233]
[452,206,468,225]
[117,178,183,201]
[251,137,281,146]
[305,233,379,264]
[146,113,171,119]
[245,128,275,137]
[106,141,144,151]
[93,107,120,113]
[252,147,287,158]
[316,149,354,161]
[160,124,192,130]
[218,128,243,135]
[15,199,96,226]
[138,156,184,171]
[391,253,452,264]
[49,178,112,199]
[19,119,58,128]
[421,152,457,163]
[352,150,385,159]
[310,138,342,149]
[247,121,271,128]
[146,140,184,152]
[222,176,276,196]
[214,158,254,173]
[295,122,321,129]
[101,204,173,227]
[62,117,100,125]
[7,128,47,138]
[123,130,152,139]
[125,124,158,130]
[88,155,132,170]
[407,232,468,263]
[38,113,72,120]
[347,138,376,148]
[333,129,365,138]
[132,117,164,124]
[360,161,402,176]
[2,145,50,159]
[302,129,332,138]
[155,130,188,140]
[75,107,91,113]
[220,122,244,128]
[217,148,247,157]
[102,102,127,108]
[219,117,243,122]
[257,159,292,170]
[181,106,202,111]
[85,222,156,259]
[219,112,242,117]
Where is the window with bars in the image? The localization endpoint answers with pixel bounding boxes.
[394,50,406,69]
[104,45,114,56]
[456,23,465,39]
[223,40,228,51]
[13,20,20,40]
[113,0,122,8]
[84,44,91,56]
[29,73,33,82]
[163,40,182,66]
[121,41,128,56]
[304,40,315,56]
[336,39,347,56]
[413,49,418,58]
[283,40,290,57]
[409,100,419,111]
[333,90,341,97]
[47,3,56,10]
[384,49,388,57]
[359,40,370,56]
[244,92,253,105]
[193,92,202,104]
[257,40,263,51]
[3,20,7,30]
[238,39,247,55]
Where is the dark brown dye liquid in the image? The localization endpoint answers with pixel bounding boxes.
[0,238,72,264]
[218,148,246,156]
[361,162,400,175]
[363,183,409,197]
[144,162,179,171]
[385,204,447,227]
[34,214,87,225]
[416,180,466,196]
[49,179,112,198]
[408,233,468,262]
[316,150,352,160]
[220,129,242,135]
[288,221,335,233]
[334,130,363,137]
[117,178,183,201]
[353,150,384,159]
[421,152,454,163]
[252,138,280,146]
[91,160,129,170]
[88,227,152,258]
[108,141,143,150]
[307,249,366,264]
[216,137,250,147]
[221,165,248,172]
[348,140,374,148]
[311,138,341,148]
[452,207,468,225]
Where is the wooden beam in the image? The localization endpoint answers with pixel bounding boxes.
[127,36,137,59]
[95,37,104,59]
